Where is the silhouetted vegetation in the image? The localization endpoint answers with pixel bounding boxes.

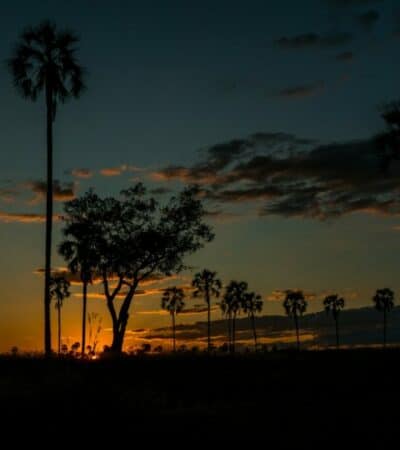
[283,290,307,351]
[161,287,185,352]
[49,275,70,355]
[242,291,263,351]
[373,288,395,347]
[8,21,85,356]
[323,294,345,349]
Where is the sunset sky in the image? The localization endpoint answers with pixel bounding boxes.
[1,0,400,352]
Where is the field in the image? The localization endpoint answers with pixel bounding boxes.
[0,350,398,445]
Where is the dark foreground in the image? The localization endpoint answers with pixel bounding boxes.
[0,350,397,446]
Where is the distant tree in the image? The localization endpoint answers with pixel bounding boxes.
[161,287,185,352]
[192,269,222,353]
[87,312,102,356]
[59,192,102,357]
[220,281,247,353]
[376,102,400,170]
[8,21,85,356]
[373,288,395,347]
[61,184,213,354]
[323,294,345,349]
[242,291,263,351]
[11,346,19,357]
[61,343,68,355]
[283,290,307,351]
[49,275,71,355]
[71,342,80,357]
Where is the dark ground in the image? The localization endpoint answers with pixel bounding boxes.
[0,350,397,446]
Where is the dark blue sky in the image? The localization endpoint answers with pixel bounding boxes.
[1,0,400,350]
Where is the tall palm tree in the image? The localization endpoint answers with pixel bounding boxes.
[323,294,345,349]
[8,21,85,356]
[49,275,70,355]
[283,290,307,351]
[242,292,263,351]
[161,287,185,352]
[59,216,98,357]
[373,288,395,348]
[220,281,247,353]
[192,269,222,352]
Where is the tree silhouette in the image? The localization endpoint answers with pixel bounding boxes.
[8,21,85,355]
[59,192,100,357]
[373,288,395,348]
[49,275,70,355]
[192,269,222,353]
[161,287,185,352]
[61,184,213,353]
[283,290,307,351]
[220,281,247,353]
[323,294,345,349]
[242,291,263,351]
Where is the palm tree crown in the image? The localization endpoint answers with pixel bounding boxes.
[220,281,247,316]
[373,288,395,312]
[283,290,307,317]
[161,287,185,315]
[242,292,263,315]
[323,295,345,320]
[50,275,70,308]
[8,20,85,108]
[192,269,222,301]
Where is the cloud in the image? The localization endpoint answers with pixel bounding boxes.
[0,211,61,224]
[70,168,93,179]
[153,130,400,220]
[278,81,325,99]
[100,165,145,177]
[356,10,380,30]
[336,51,354,61]
[328,0,383,6]
[0,188,17,203]
[275,32,353,49]
[26,180,76,204]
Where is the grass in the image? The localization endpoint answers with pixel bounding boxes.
[0,349,398,444]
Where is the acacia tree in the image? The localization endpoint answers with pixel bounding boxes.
[220,281,247,353]
[49,275,70,355]
[373,288,395,348]
[323,294,345,349]
[192,269,222,352]
[61,184,213,354]
[161,287,185,352]
[242,291,263,351]
[283,290,307,351]
[59,192,100,356]
[8,21,85,355]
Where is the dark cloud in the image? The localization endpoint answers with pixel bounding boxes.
[26,180,76,204]
[336,51,354,61]
[356,10,380,30]
[278,81,325,99]
[70,168,93,179]
[328,0,383,6]
[153,129,400,220]
[275,32,353,49]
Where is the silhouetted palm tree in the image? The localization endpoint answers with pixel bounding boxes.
[161,287,185,352]
[59,218,97,357]
[323,294,345,349]
[220,281,247,353]
[49,275,70,355]
[283,290,307,351]
[373,288,395,348]
[243,292,263,351]
[192,269,222,352]
[8,21,85,355]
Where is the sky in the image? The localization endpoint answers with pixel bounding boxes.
[0,0,400,352]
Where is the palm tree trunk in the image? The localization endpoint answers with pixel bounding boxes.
[227,312,232,351]
[206,292,211,353]
[335,317,339,350]
[383,309,387,348]
[81,280,88,357]
[57,304,61,355]
[232,312,236,354]
[294,314,300,351]
[172,313,176,352]
[44,82,53,357]
[250,312,258,351]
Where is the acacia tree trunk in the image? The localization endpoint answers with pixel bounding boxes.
[172,313,176,352]
[294,314,300,351]
[81,280,88,357]
[44,82,53,356]
[57,303,61,355]
[250,312,258,351]
[206,291,211,352]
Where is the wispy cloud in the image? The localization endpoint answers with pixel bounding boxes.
[277,81,325,99]
[275,32,353,49]
[100,165,145,177]
[0,211,61,224]
[70,168,93,179]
